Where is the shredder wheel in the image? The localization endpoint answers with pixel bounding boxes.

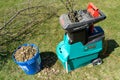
[92,58,102,66]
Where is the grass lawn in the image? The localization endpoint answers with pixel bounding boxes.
[0,0,120,80]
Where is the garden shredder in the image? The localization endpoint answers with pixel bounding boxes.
[56,3,106,72]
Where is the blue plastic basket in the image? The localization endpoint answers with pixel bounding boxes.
[12,44,41,75]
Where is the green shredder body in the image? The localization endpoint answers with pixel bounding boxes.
[56,3,106,72]
[56,26,104,72]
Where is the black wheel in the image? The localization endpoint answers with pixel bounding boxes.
[92,58,102,66]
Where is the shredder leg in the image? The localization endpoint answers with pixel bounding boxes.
[65,61,68,73]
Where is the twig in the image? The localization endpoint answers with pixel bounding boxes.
[60,0,71,12]
[0,6,48,31]
[0,12,54,45]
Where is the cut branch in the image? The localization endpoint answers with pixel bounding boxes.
[0,6,48,30]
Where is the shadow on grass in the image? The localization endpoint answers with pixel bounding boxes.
[0,49,11,71]
[100,39,119,59]
[40,52,58,69]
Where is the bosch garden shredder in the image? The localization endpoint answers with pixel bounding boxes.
[56,3,106,72]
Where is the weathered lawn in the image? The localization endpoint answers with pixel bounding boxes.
[0,0,120,80]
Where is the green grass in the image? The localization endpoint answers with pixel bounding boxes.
[0,0,120,80]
